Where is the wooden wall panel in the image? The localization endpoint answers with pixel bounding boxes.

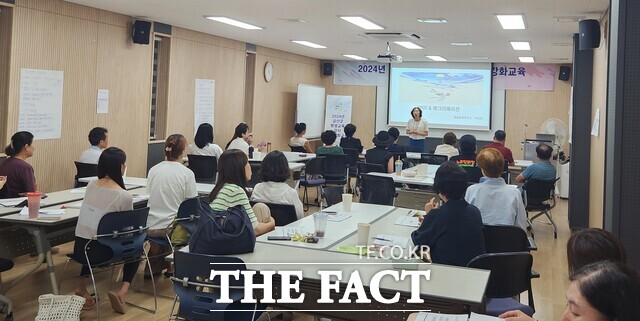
[504,69,572,159]
[0,5,13,146]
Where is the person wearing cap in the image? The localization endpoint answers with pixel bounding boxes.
[434,132,459,160]
[449,134,478,168]
[365,130,394,173]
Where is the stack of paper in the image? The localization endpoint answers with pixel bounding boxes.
[0,197,27,207]
[326,212,351,222]
[395,216,420,227]
[19,207,65,216]
[273,227,309,237]
[372,234,409,247]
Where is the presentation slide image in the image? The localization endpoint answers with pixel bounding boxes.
[397,71,486,105]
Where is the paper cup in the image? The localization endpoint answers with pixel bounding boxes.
[342,193,352,212]
[357,223,371,246]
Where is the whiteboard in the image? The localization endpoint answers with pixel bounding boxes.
[296,84,326,139]
[18,68,64,140]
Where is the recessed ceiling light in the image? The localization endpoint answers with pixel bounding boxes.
[291,40,326,49]
[395,41,423,49]
[278,18,307,23]
[451,42,473,46]
[471,56,489,60]
[510,41,531,50]
[204,16,263,30]
[417,18,447,24]
[343,54,368,61]
[496,14,526,30]
[426,55,447,61]
[339,16,385,30]
[519,56,535,63]
[551,57,570,61]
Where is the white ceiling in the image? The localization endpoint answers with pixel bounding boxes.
[64,0,608,63]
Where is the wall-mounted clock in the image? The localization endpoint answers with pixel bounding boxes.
[264,61,273,82]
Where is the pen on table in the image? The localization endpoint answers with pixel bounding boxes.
[322,211,337,215]
[373,237,392,242]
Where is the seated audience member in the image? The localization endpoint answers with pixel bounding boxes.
[209,149,275,236]
[316,130,344,156]
[250,151,304,220]
[515,143,556,183]
[434,132,459,160]
[0,131,36,198]
[501,261,640,321]
[339,123,363,153]
[567,228,627,274]
[188,123,223,159]
[411,161,485,267]
[365,130,394,173]
[387,127,405,154]
[79,127,108,164]
[146,134,197,278]
[465,148,527,230]
[0,176,6,191]
[449,134,478,168]
[482,130,515,165]
[289,123,313,153]
[73,147,134,313]
[226,122,252,155]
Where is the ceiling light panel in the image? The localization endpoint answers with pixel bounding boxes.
[451,42,473,46]
[496,14,526,29]
[510,41,531,50]
[204,16,263,30]
[417,18,447,24]
[339,16,385,30]
[343,54,368,60]
[519,56,535,63]
[394,41,423,49]
[426,55,447,61]
[291,40,327,49]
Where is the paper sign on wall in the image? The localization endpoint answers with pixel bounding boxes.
[324,95,353,139]
[194,79,215,134]
[97,89,109,114]
[18,68,64,140]
[491,64,556,91]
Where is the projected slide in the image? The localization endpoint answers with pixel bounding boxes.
[389,66,492,130]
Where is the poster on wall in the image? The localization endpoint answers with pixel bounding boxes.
[17,68,64,140]
[491,64,556,91]
[324,95,353,138]
[97,89,109,114]
[194,79,215,134]
[333,61,388,87]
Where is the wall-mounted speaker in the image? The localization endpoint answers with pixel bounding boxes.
[579,19,600,50]
[322,62,333,76]
[132,20,152,45]
[559,66,571,81]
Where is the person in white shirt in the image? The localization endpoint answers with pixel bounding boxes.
[251,151,304,220]
[146,134,198,278]
[406,107,429,152]
[73,147,134,313]
[464,148,528,230]
[289,122,313,153]
[188,123,223,159]
[434,132,459,160]
[226,122,252,155]
[78,127,108,164]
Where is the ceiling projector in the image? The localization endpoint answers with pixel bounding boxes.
[377,54,403,63]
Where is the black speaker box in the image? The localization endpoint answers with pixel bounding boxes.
[559,66,571,81]
[579,19,600,50]
[132,20,152,45]
[322,62,333,76]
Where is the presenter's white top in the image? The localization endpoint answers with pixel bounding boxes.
[407,118,429,140]
[188,143,223,159]
[146,161,198,230]
[227,137,250,155]
[78,146,103,164]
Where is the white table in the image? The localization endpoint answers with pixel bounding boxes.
[256,202,395,250]
[368,164,439,186]
[78,176,215,195]
[271,151,316,163]
[513,159,533,168]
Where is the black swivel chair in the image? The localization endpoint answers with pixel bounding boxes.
[467,252,536,317]
[187,155,217,184]
[0,258,14,321]
[322,186,344,207]
[74,161,98,188]
[247,163,262,188]
[482,225,537,253]
[360,174,396,206]
[289,145,307,153]
[323,154,348,186]
[523,178,560,238]
[250,201,298,226]
[419,153,448,165]
[355,162,386,194]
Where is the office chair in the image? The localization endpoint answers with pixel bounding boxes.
[250,201,297,226]
[323,154,348,186]
[482,225,537,253]
[523,178,559,239]
[170,252,266,321]
[322,186,344,207]
[419,153,448,165]
[289,145,307,153]
[360,174,396,206]
[463,166,483,184]
[247,163,262,188]
[0,258,14,321]
[299,157,325,211]
[61,208,156,320]
[467,252,535,317]
[187,155,217,184]
[74,161,98,188]
[355,162,386,194]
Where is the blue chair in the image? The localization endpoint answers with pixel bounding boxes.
[299,157,326,210]
[61,207,155,320]
[170,251,266,321]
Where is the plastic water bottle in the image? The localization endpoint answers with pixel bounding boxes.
[395,159,403,175]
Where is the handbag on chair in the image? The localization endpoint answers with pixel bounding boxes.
[189,204,256,255]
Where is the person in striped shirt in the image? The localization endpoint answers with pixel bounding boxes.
[208,149,275,235]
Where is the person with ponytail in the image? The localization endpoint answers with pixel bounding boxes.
[146,134,197,278]
[0,131,36,198]
[226,122,252,155]
[74,147,134,313]
[290,122,313,153]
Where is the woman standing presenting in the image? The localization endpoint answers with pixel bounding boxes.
[406,107,429,152]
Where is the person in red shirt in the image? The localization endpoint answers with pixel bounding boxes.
[483,130,514,166]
